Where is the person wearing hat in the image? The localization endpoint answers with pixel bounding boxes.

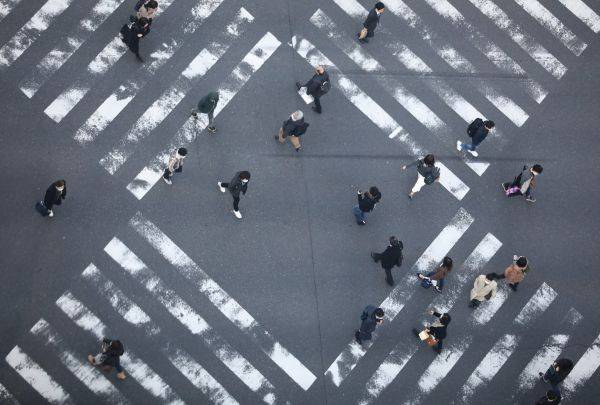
[355,306,384,344]
[218,171,251,219]
[498,255,529,291]
[412,309,451,354]
[162,147,187,185]
[535,389,561,404]
[417,256,453,293]
[370,236,403,286]
[40,180,67,218]
[469,273,499,308]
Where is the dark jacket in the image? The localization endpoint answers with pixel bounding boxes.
[377,245,403,270]
[544,359,574,385]
[407,159,440,182]
[100,338,124,369]
[306,71,330,97]
[357,191,381,213]
[358,305,381,340]
[470,124,489,146]
[363,8,381,35]
[227,172,248,199]
[197,92,219,114]
[120,21,149,54]
[44,182,67,210]
[282,117,305,137]
[535,392,561,405]
[428,312,450,341]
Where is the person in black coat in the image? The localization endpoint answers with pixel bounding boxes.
[402,154,440,199]
[120,17,150,62]
[457,119,495,157]
[355,306,384,344]
[275,110,309,152]
[295,65,330,114]
[371,236,403,286]
[353,186,381,225]
[358,2,385,43]
[539,358,573,391]
[218,171,250,219]
[88,338,126,380]
[412,309,450,354]
[42,180,66,218]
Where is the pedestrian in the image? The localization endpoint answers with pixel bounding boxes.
[217,171,250,219]
[535,389,561,404]
[36,180,67,218]
[417,256,453,293]
[295,65,330,114]
[502,164,543,203]
[353,186,381,225]
[370,236,403,286]
[539,359,574,391]
[412,309,451,355]
[275,110,309,152]
[469,273,499,308]
[358,2,385,43]
[87,337,126,380]
[191,91,219,133]
[120,16,150,62]
[162,147,187,185]
[355,306,384,344]
[497,255,529,291]
[456,119,495,157]
[402,154,440,199]
[135,0,158,24]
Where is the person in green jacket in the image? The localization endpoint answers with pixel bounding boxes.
[191,91,219,133]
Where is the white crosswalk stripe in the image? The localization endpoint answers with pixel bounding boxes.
[0,0,23,23]
[30,319,128,404]
[103,237,279,404]
[0,0,74,69]
[563,331,600,398]
[127,32,282,199]
[0,381,19,404]
[559,0,600,33]
[514,282,558,325]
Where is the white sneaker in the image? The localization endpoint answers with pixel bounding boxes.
[467,149,479,157]
[48,210,54,218]
[217,182,226,193]
[232,210,242,219]
[163,177,172,185]
[456,140,462,151]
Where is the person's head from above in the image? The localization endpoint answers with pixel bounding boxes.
[54,180,65,191]
[315,65,325,75]
[423,154,435,166]
[374,307,384,322]
[375,2,385,13]
[239,171,251,184]
[389,236,403,249]
[176,147,187,158]
[145,0,158,9]
[368,186,380,198]
[291,110,303,121]
[516,256,528,268]
[138,17,149,27]
[532,164,543,175]
[484,120,495,131]
[442,256,453,271]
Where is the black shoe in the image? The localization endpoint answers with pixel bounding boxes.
[295,82,302,90]
[135,53,144,63]
[355,330,362,344]
[357,220,366,226]
[509,284,518,291]
[386,278,394,287]
[412,328,420,338]
[312,106,322,114]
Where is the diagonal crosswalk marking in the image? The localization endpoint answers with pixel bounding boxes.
[0,0,23,23]
[5,345,73,404]
[467,0,568,79]
[130,212,317,390]
[563,331,600,399]
[104,237,279,404]
[325,208,473,386]
[18,0,127,98]
[127,32,281,199]
[0,381,18,404]
[55,292,184,404]
[292,35,470,200]
[559,0,600,33]
[0,0,74,69]
[30,319,128,404]
[514,282,558,325]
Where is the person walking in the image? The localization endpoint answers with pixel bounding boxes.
[370,236,403,286]
[162,147,187,185]
[417,256,453,293]
[412,309,451,355]
[402,154,440,199]
[120,16,150,62]
[469,273,499,308]
[87,337,126,380]
[539,358,574,391]
[456,119,495,157]
[353,186,381,225]
[135,0,158,24]
[535,389,561,404]
[37,180,67,218]
[355,306,384,344]
[295,65,330,114]
[358,2,385,43]
[191,91,219,133]
[275,110,309,152]
[502,164,543,203]
[217,171,250,219]
[498,255,529,291]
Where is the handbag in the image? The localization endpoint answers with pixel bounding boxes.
[358,28,368,39]
[484,291,493,300]
[419,330,438,346]
[420,278,432,289]
[35,201,49,216]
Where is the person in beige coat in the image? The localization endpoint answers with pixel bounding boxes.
[469,273,499,308]
[499,256,528,291]
[135,0,158,26]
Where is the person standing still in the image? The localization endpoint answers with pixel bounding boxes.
[39,180,67,218]
[191,91,219,133]
[218,171,250,219]
[295,65,330,114]
[353,186,381,225]
[162,147,187,185]
[457,119,495,157]
[402,154,440,199]
[275,110,309,152]
[355,306,384,344]
[358,2,385,43]
[371,236,403,286]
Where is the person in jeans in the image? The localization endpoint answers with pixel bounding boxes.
[162,147,187,185]
[412,309,451,354]
[469,273,499,308]
[402,154,440,199]
[457,119,495,157]
[503,164,543,203]
[295,65,329,113]
[218,171,250,219]
[498,255,529,291]
[353,186,381,225]
[191,91,219,133]
[88,338,126,380]
[417,256,453,293]
[355,306,384,344]
[42,180,67,218]
[371,236,403,286]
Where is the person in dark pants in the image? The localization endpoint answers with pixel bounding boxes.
[402,154,440,199]
[355,306,384,344]
[162,147,187,185]
[457,119,495,157]
[498,255,529,291]
[358,2,385,43]
[218,171,250,219]
[295,65,330,114]
[371,236,403,286]
[412,309,451,354]
[535,389,561,404]
[191,91,219,133]
[120,17,150,62]
[539,358,574,391]
[275,110,309,152]
[353,186,381,225]
[88,338,126,380]
[41,180,67,218]
[418,256,453,293]
[502,164,543,203]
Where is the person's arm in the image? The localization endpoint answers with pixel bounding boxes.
[167,155,176,172]
[402,159,420,170]
[363,9,375,28]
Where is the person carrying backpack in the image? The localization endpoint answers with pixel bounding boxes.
[275,110,309,152]
[88,338,126,380]
[295,65,330,114]
[402,154,440,199]
[457,118,495,157]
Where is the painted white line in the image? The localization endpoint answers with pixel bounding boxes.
[324,208,473,386]
[5,346,72,404]
[514,282,558,326]
[18,0,127,98]
[74,1,233,145]
[55,292,184,404]
[517,334,570,391]
[563,306,584,326]
[0,381,18,404]
[0,0,24,23]
[563,331,600,398]
[292,35,470,200]
[0,0,73,68]
[127,32,282,200]
[130,212,317,390]
[81,262,160,335]
[471,284,509,325]
[559,0,600,33]
[423,0,547,103]
[459,334,517,402]
[167,348,239,405]
[467,0,568,79]
[104,238,278,404]
[514,0,587,56]
[30,319,128,404]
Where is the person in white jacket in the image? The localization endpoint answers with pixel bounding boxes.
[469,273,499,308]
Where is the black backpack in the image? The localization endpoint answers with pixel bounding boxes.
[320,80,331,94]
[294,122,309,136]
[424,167,440,185]
[467,118,483,137]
